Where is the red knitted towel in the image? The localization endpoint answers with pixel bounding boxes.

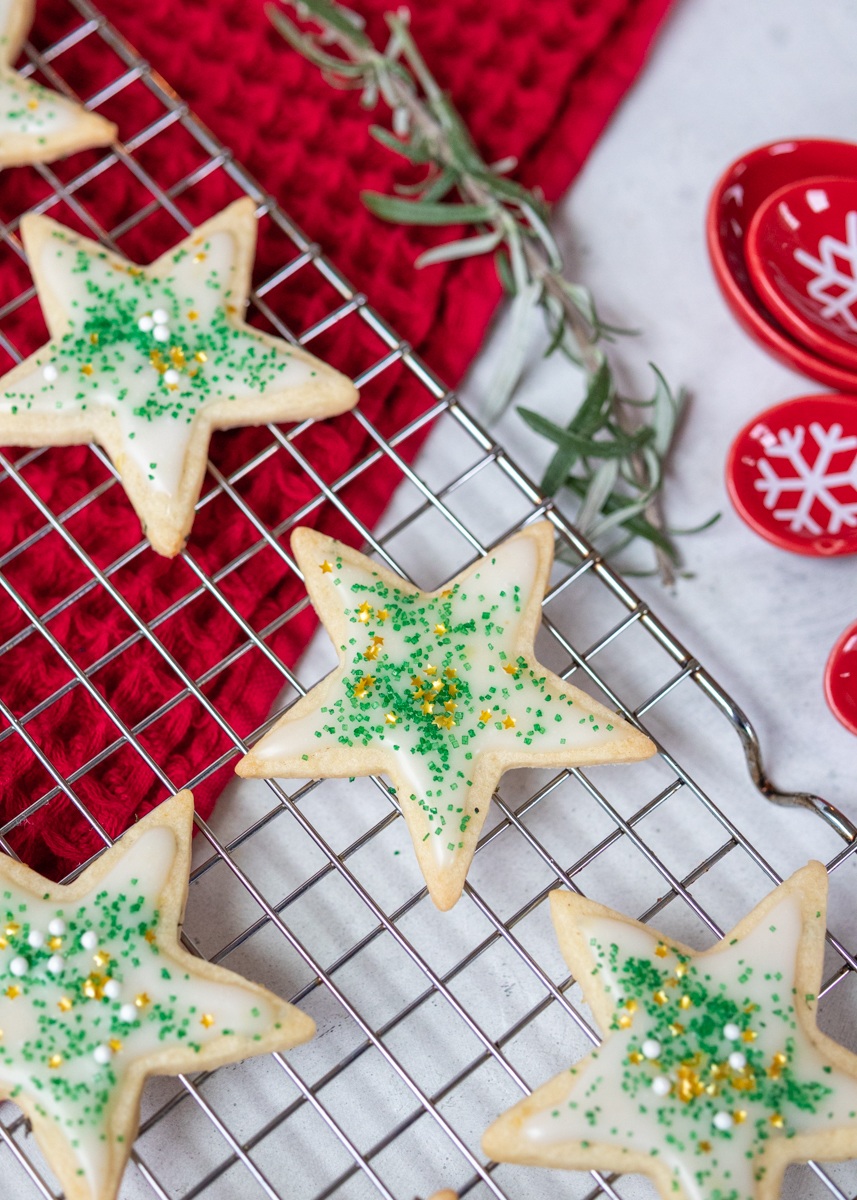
[0,0,672,877]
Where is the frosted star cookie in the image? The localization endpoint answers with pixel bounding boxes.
[236,522,655,910]
[0,0,116,166]
[0,789,314,1200]
[0,197,358,555]
[483,862,857,1200]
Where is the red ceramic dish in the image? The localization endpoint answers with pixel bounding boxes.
[747,176,857,371]
[825,618,857,736]
[706,139,857,391]
[726,394,857,556]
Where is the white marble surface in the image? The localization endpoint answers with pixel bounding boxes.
[465,0,857,821]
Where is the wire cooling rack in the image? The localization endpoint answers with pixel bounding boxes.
[3,4,857,1199]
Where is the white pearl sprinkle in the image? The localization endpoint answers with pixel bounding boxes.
[47,918,66,936]
[723,1023,740,1041]
[152,308,169,325]
[137,315,154,332]
[103,979,121,1000]
[43,363,57,382]
[80,931,98,950]
[9,956,28,977]
[728,1051,747,1071]
[164,368,180,385]
[642,1039,661,1060]
[713,1111,734,1131]
[152,325,170,343]
[27,930,44,948]
[651,1075,671,1096]
[46,955,64,975]
[93,1044,112,1065]
[119,1003,137,1023]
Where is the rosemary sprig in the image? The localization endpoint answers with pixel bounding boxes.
[269,0,717,583]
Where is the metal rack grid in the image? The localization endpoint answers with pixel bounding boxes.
[1,3,857,1199]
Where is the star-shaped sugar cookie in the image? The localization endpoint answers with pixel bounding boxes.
[236,522,655,910]
[0,0,116,166]
[0,198,358,555]
[0,789,314,1200]
[483,862,857,1200]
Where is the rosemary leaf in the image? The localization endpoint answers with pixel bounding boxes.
[361,192,496,225]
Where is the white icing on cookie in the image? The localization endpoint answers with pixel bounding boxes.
[0,826,277,1196]
[524,896,857,1200]
[255,535,628,869]
[0,229,315,495]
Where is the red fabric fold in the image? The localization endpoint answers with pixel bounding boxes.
[0,0,672,877]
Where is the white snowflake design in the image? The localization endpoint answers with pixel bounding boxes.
[752,421,857,534]
[794,209,857,331]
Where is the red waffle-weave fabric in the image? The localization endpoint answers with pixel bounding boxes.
[0,0,672,877]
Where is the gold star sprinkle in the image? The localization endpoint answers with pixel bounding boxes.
[319,560,333,573]
[768,1051,787,1078]
[4,986,19,999]
[742,1029,757,1042]
[432,679,443,691]
[385,712,397,724]
[441,589,453,597]
[653,990,667,1005]
[58,997,72,1012]
[425,664,437,676]
[357,602,373,623]
[480,710,492,724]
[187,309,199,320]
[144,930,157,944]
[93,951,110,969]
[194,252,207,263]
[733,1110,747,1124]
[444,700,457,713]
[502,715,516,729]
[770,1113,784,1128]
[195,351,207,363]
[4,924,20,937]
[201,1013,215,1028]
[503,662,517,675]
[421,700,434,715]
[47,936,63,951]
[679,995,692,1009]
[624,999,638,1014]
[434,623,447,636]
[655,945,668,957]
[0,938,7,950]
[27,99,38,110]
[669,1022,685,1036]
[377,609,389,622]
[628,1050,644,1064]
[135,993,150,1008]
[618,1014,633,1028]
[434,714,454,730]
[363,644,379,661]
[675,962,688,978]
[698,1141,711,1153]
[370,636,384,647]
[411,675,422,687]
[48,1054,63,1069]
[445,667,457,678]
[448,683,458,697]
[90,332,99,345]
[109,1039,123,1053]
[81,363,93,375]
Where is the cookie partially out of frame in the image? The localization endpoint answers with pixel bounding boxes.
[237,522,655,911]
[0,0,116,166]
[483,862,857,1200]
[0,789,315,1200]
[0,197,359,556]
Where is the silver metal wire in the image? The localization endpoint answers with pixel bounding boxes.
[1,4,857,1199]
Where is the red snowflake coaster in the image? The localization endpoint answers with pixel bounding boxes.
[726,394,857,555]
[825,618,857,735]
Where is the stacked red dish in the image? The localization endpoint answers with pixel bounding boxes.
[709,140,857,736]
[707,138,857,387]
